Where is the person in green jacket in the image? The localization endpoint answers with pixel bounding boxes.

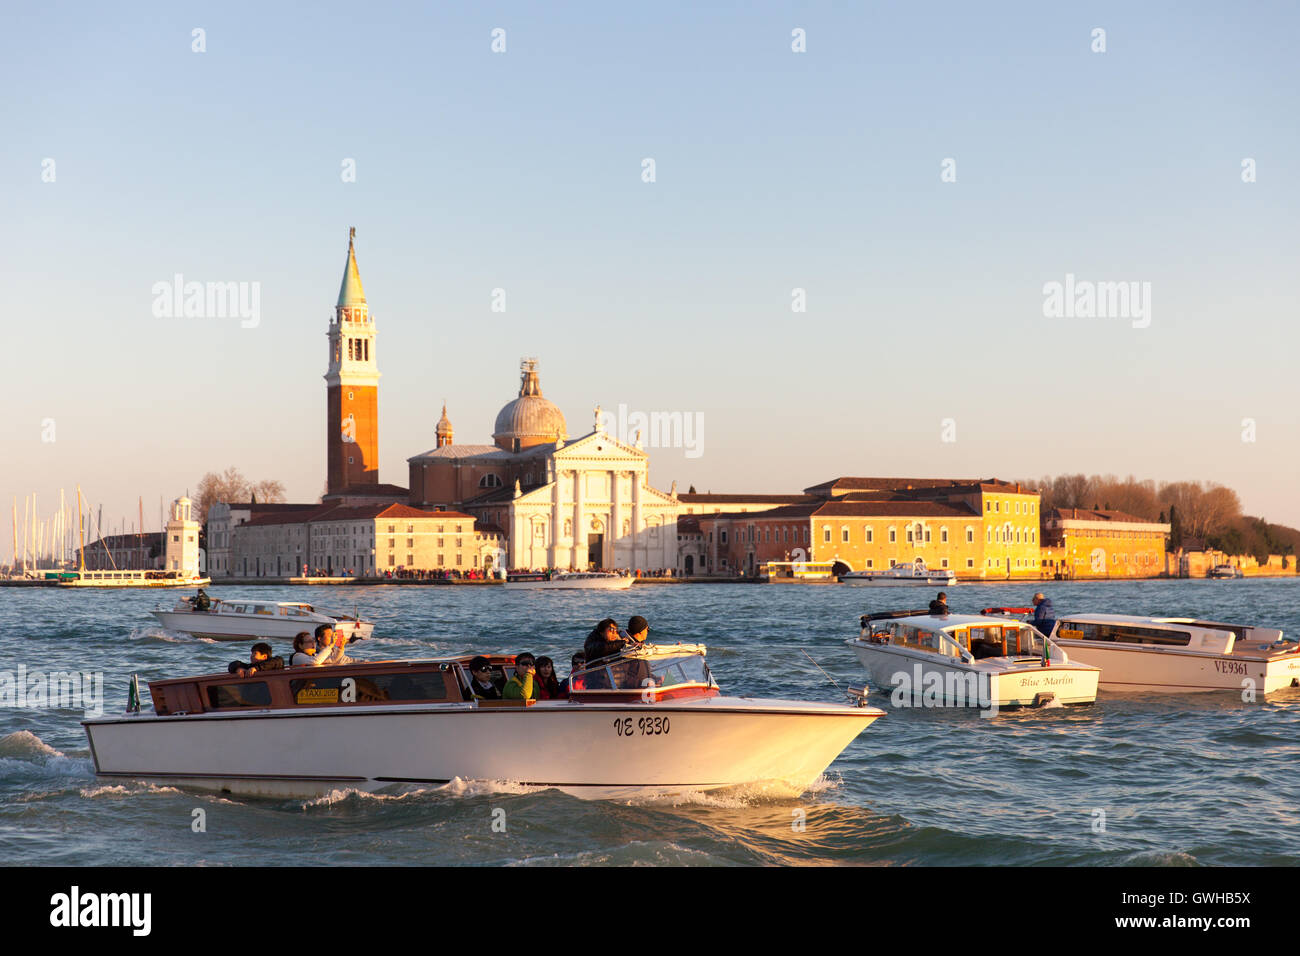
[502,653,538,701]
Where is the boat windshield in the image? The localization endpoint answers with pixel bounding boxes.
[571,644,713,692]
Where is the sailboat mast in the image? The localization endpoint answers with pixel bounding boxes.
[77,486,85,572]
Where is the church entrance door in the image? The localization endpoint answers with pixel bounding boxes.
[587,533,604,569]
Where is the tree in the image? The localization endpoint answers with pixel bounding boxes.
[194,467,287,523]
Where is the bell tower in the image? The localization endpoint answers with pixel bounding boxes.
[325,227,380,495]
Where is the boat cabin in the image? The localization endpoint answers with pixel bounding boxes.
[1053,614,1285,655]
[859,611,1047,661]
[567,644,718,703]
[145,645,720,716]
[148,655,522,716]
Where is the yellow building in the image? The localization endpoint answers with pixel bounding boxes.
[1041,508,1170,578]
[692,478,1045,579]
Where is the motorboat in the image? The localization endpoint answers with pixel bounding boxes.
[1208,564,1243,579]
[57,569,211,588]
[840,558,957,587]
[151,596,374,643]
[504,570,635,590]
[1045,611,1300,693]
[81,643,883,800]
[845,609,1099,709]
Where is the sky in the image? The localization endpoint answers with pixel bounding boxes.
[4,1,1299,554]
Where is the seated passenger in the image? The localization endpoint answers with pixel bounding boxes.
[467,656,503,700]
[193,588,211,612]
[534,656,563,699]
[502,653,538,701]
[558,653,585,698]
[228,641,284,677]
[290,630,340,667]
[583,618,627,665]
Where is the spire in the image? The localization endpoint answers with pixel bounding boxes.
[436,402,454,447]
[337,227,366,308]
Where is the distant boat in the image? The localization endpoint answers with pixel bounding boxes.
[153,597,373,642]
[840,558,957,587]
[58,569,210,588]
[504,570,634,590]
[1208,564,1243,579]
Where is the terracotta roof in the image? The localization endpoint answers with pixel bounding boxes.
[1046,508,1164,525]
[679,493,819,505]
[322,483,409,499]
[313,504,467,522]
[243,506,337,528]
[813,501,979,518]
[805,477,1025,496]
[474,523,507,536]
[676,515,702,533]
[697,504,821,521]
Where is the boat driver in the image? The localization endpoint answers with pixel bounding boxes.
[619,616,655,690]
[193,588,211,612]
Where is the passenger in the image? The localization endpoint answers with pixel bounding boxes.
[534,656,563,699]
[583,618,628,665]
[467,656,503,700]
[227,641,284,677]
[315,623,351,664]
[290,631,320,666]
[1030,593,1056,637]
[503,653,539,701]
[928,592,949,616]
[290,627,343,667]
[558,653,585,698]
[193,588,211,612]
[620,616,655,690]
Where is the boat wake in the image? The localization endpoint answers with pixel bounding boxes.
[129,626,213,644]
[79,782,184,799]
[624,772,843,809]
[0,730,65,760]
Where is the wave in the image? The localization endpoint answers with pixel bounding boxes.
[78,782,184,798]
[0,730,65,760]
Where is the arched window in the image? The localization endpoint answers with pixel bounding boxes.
[479,474,502,489]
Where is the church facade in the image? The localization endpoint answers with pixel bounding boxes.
[408,360,681,571]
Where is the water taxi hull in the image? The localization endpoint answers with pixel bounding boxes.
[848,641,1099,708]
[83,698,880,800]
[1052,641,1300,694]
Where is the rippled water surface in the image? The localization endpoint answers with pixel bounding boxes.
[2,579,1298,866]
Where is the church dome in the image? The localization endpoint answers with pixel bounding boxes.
[493,360,566,451]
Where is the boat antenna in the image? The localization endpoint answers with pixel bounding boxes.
[800,648,841,694]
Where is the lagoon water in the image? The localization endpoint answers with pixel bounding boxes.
[2,579,1298,866]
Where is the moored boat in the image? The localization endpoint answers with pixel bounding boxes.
[152,596,374,643]
[82,643,882,800]
[1044,611,1300,694]
[504,570,634,590]
[840,558,957,587]
[58,569,211,588]
[845,608,1099,709]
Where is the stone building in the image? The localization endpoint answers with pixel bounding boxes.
[408,360,680,571]
[1041,508,1170,578]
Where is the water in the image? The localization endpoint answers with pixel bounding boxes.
[2,579,1298,866]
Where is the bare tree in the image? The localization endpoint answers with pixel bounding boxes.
[194,468,287,523]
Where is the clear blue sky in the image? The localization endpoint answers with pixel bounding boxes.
[4,1,1298,546]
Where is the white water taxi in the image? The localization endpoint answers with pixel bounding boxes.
[57,569,211,589]
[845,609,1099,709]
[1208,564,1243,579]
[82,643,883,800]
[840,559,956,587]
[1048,612,1300,694]
[504,570,635,591]
[152,597,374,643]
